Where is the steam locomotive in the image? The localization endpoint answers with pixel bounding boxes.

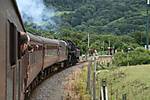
[0,0,80,100]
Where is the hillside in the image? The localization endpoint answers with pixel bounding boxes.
[44,0,147,34]
[21,0,149,54]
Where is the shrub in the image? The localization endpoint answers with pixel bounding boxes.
[113,48,150,66]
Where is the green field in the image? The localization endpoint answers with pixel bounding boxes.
[97,65,150,100]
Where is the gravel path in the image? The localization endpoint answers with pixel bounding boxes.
[29,62,87,100]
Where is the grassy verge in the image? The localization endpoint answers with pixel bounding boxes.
[64,65,91,99]
[97,65,150,100]
[74,66,91,100]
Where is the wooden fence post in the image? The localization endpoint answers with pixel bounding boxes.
[87,59,92,94]
[93,57,97,100]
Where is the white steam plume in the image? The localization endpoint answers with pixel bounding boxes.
[16,0,59,31]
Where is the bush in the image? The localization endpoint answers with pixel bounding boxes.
[113,47,150,66]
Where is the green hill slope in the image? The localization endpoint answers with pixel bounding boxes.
[44,0,147,34]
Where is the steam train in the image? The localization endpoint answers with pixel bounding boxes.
[0,0,80,100]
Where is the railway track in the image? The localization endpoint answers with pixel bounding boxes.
[26,61,88,100]
[27,55,112,100]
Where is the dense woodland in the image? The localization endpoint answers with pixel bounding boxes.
[25,0,150,54]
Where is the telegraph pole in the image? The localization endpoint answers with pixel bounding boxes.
[93,57,96,100]
[146,0,150,50]
[103,41,104,55]
[86,33,90,61]
[86,33,90,60]
[87,33,91,93]
[88,33,90,52]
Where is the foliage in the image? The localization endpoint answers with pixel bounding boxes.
[129,32,147,45]
[24,0,148,54]
[55,28,140,54]
[113,47,150,66]
[44,0,147,34]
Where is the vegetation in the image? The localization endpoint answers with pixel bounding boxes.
[56,31,140,54]
[22,1,150,99]
[97,65,150,100]
[44,0,147,34]
[74,56,150,99]
[113,47,150,66]
[24,0,149,54]
[74,66,90,99]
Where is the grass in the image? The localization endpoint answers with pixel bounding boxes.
[73,66,91,100]
[71,63,150,99]
[97,65,150,100]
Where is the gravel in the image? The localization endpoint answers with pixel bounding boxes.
[29,63,86,100]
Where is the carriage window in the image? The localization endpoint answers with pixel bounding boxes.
[18,31,21,59]
[9,22,17,66]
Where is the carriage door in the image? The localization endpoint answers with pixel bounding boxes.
[6,21,19,100]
